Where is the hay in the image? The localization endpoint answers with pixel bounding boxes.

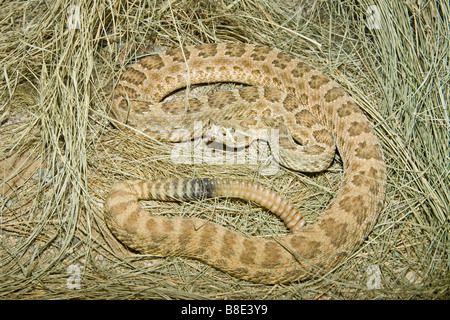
[0,0,448,299]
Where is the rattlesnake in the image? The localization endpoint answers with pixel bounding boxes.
[105,43,386,284]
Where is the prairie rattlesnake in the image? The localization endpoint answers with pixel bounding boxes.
[105,43,386,283]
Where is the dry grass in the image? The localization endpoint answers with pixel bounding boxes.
[0,0,448,299]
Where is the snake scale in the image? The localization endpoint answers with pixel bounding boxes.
[105,43,386,284]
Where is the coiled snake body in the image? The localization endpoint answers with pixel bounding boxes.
[105,43,386,284]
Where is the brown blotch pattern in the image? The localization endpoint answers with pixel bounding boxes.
[289,236,322,260]
[160,100,185,115]
[162,219,175,232]
[336,100,359,117]
[194,247,207,257]
[310,103,322,116]
[347,121,372,137]
[177,221,194,250]
[251,69,262,78]
[132,101,152,115]
[261,116,278,128]
[324,87,345,102]
[138,54,165,70]
[122,206,140,234]
[313,128,334,145]
[164,75,175,85]
[117,99,129,112]
[150,231,169,246]
[250,46,272,61]
[260,241,283,269]
[240,239,257,265]
[263,87,283,103]
[220,230,238,259]
[185,98,203,114]
[272,52,294,70]
[233,66,243,73]
[298,93,309,106]
[224,43,246,57]
[199,222,217,247]
[166,47,190,63]
[355,141,382,160]
[291,62,312,78]
[272,77,282,87]
[209,91,238,109]
[145,217,159,238]
[197,44,218,58]
[308,74,331,89]
[295,109,317,128]
[286,86,297,94]
[115,84,138,100]
[304,145,325,155]
[321,217,350,247]
[338,194,365,213]
[261,108,272,118]
[240,110,258,127]
[339,194,369,226]
[166,64,183,75]
[122,68,147,86]
[238,87,260,103]
[281,94,298,112]
[352,168,381,195]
